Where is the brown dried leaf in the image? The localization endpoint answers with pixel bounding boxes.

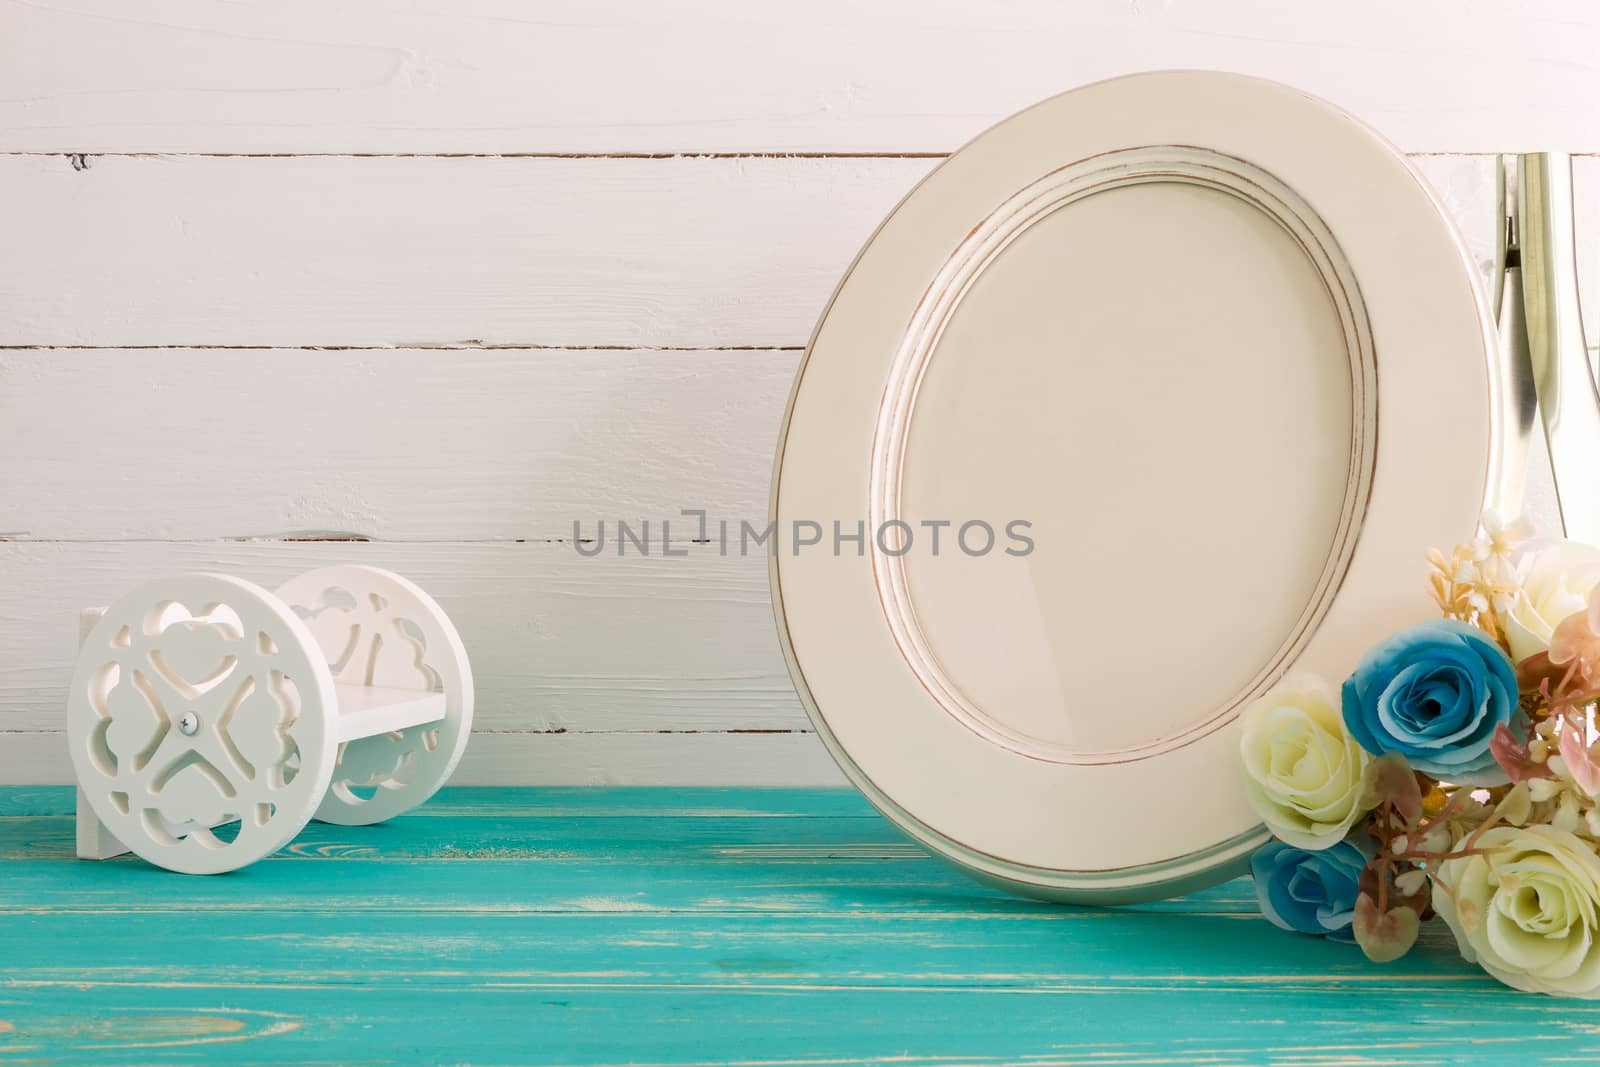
[1362,752,1423,824]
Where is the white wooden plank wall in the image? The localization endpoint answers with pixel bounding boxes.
[2,1,1598,784]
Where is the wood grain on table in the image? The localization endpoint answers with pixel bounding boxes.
[0,787,1585,1065]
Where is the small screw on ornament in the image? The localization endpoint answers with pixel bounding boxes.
[178,712,199,736]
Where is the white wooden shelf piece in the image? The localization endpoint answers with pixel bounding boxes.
[332,685,449,743]
[66,565,475,874]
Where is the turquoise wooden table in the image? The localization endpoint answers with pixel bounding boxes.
[0,787,1589,1065]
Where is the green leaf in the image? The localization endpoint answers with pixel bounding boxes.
[1353,893,1420,963]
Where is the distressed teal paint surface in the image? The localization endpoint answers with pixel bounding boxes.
[0,787,1584,1065]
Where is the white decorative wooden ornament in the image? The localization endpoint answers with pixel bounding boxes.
[67,568,473,874]
[278,565,474,826]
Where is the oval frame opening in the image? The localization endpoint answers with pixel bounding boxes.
[867,145,1378,765]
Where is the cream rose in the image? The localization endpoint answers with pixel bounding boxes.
[1238,675,1372,850]
[1433,825,1600,998]
[1501,541,1600,663]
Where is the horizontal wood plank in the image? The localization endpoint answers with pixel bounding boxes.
[0,348,795,540]
[2,1,1596,154]
[0,154,931,348]
[0,154,1529,349]
[0,787,1589,1065]
[0,540,801,737]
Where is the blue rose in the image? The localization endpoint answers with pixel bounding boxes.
[1341,619,1518,784]
[1252,838,1370,942]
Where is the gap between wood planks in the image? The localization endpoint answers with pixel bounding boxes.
[0,728,811,736]
[0,536,733,545]
[8,151,1591,160]
[0,344,803,351]
[13,151,951,161]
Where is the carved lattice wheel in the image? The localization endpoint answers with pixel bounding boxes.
[67,574,339,874]
[275,565,474,827]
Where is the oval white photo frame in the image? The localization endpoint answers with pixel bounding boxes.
[771,72,1501,902]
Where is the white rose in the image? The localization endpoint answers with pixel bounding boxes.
[1238,675,1372,850]
[1433,825,1600,998]
[1501,541,1600,663]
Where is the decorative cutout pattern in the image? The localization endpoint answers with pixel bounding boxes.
[67,575,338,874]
[277,565,473,827]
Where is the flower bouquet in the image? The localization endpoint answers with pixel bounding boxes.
[1240,516,1600,997]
